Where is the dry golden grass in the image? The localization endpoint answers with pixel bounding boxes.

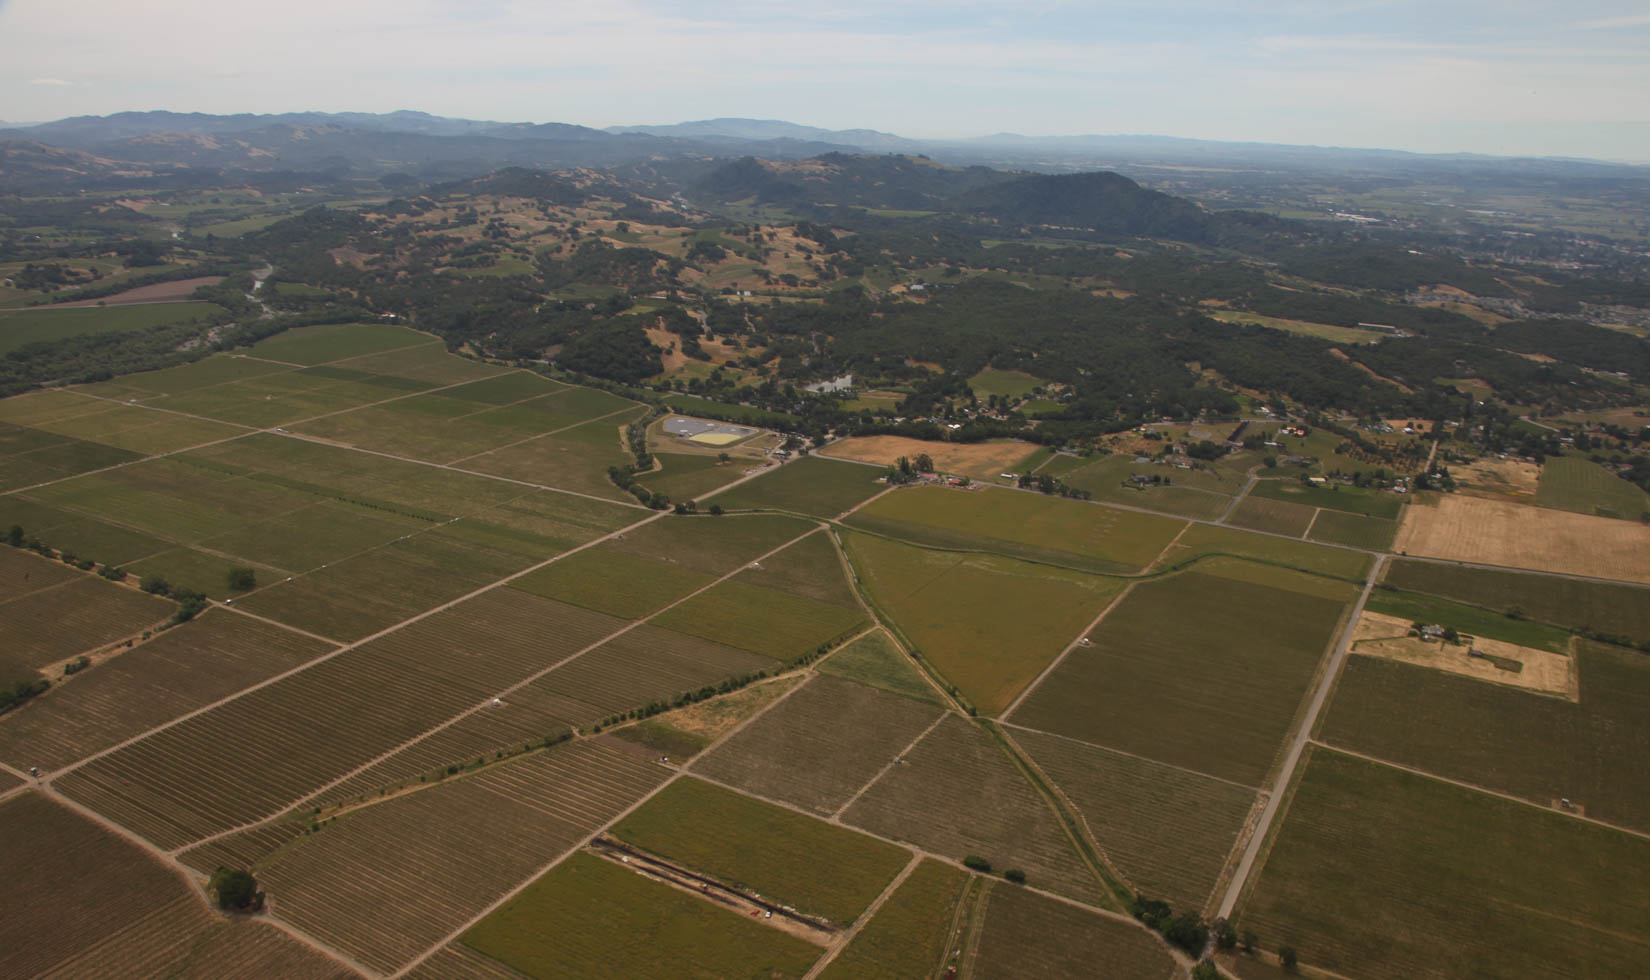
[1350,611,1576,699]
[822,436,1039,482]
[1394,493,1650,584]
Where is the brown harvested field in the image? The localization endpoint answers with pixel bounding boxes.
[1454,456,1541,497]
[821,435,1041,482]
[0,575,174,680]
[58,276,225,307]
[0,791,196,980]
[37,894,358,979]
[1009,572,1347,788]
[1012,727,1256,913]
[253,740,668,973]
[57,589,627,849]
[0,769,18,794]
[405,944,520,980]
[1349,611,1576,699]
[972,885,1176,980]
[1228,496,1317,537]
[842,716,1107,905]
[694,675,946,816]
[0,609,336,772]
[1394,492,1650,584]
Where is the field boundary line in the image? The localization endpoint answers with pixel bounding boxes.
[277,432,650,510]
[218,604,345,646]
[42,507,666,784]
[1216,554,1385,920]
[1000,582,1137,720]
[997,722,1263,793]
[443,403,646,467]
[29,784,381,978]
[1144,522,1192,572]
[173,515,822,854]
[1301,506,1322,540]
[389,627,822,979]
[1217,470,1260,524]
[0,571,83,609]
[830,710,952,821]
[1308,740,1650,844]
[1395,552,1650,589]
[438,384,578,424]
[801,851,923,980]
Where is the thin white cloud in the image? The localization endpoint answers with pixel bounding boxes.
[1574,12,1650,29]
[27,77,72,86]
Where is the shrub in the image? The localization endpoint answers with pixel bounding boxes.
[1279,946,1299,971]
[1003,869,1026,885]
[1213,917,1238,950]
[139,574,171,596]
[209,868,263,911]
[962,855,992,873]
[5,524,21,547]
[1163,912,1209,955]
[226,566,257,591]
[1192,962,1219,980]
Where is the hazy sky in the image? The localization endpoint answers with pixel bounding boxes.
[3,0,1648,161]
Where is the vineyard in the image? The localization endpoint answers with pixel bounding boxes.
[695,674,946,815]
[0,608,335,771]
[841,716,1108,906]
[57,588,627,848]
[254,740,667,973]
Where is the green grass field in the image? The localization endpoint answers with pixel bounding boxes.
[1382,559,1650,647]
[634,453,749,502]
[508,547,710,620]
[710,455,885,518]
[461,850,821,979]
[1305,508,1398,550]
[1011,572,1347,787]
[845,531,1124,715]
[1240,746,1650,979]
[1365,586,1572,651]
[817,860,968,980]
[464,409,647,502]
[1207,309,1389,345]
[731,530,858,608]
[1536,455,1650,521]
[1159,523,1373,581]
[1319,643,1650,833]
[612,777,909,926]
[967,368,1045,400]
[818,629,944,705]
[1228,496,1317,537]
[605,512,812,577]
[848,485,1185,574]
[650,580,867,660]
[1250,479,1405,518]
[0,302,226,355]
[246,323,433,366]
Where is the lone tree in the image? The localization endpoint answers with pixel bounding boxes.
[1279,945,1299,971]
[226,567,256,592]
[210,868,263,912]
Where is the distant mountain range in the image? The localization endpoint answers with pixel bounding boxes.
[2,110,1646,195]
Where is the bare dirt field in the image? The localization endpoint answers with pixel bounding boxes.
[59,276,225,306]
[1350,611,1577,699]
[1454,457,1541,498]
[1394,493,1650,584]
[822,436,1039,482]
